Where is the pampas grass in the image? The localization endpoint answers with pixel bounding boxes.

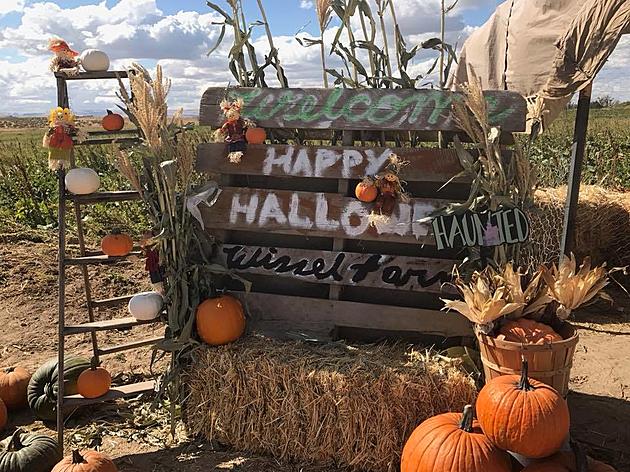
[185,336,477,472]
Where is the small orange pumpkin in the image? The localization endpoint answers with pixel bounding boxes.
[245,127,266,144]
[521,451,617,472]
[0,366,31,410]
[101,110,124,132]
[355,178,378,202]
[52,449,118,472]
[497,319,563,345]
[196,295,246,345]
[101,229,133,257]
[0,398,7,431]
[401,404,512,472]
[476,360,570,458]
[77,362,111,399]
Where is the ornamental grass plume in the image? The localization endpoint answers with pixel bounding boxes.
[541,254,609,320]
[442,267,524,333]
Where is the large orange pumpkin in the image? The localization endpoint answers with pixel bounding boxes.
[196,295,246,345]
[355,179,378,203]
[77,364,111,399]
[245,127,266,144]
[497,319,563,345]
[0,366,31,410]
[101,230,133,257]
[476,360,570,458]
[401,405,512,472]
[521,451,617,472]
[0,398,7,431]
[101,110,124,132]
[52,449,118,472]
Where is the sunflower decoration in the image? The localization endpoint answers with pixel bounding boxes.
[42,107,87,170]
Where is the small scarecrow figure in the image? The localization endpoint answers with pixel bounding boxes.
[213,98,255,164]
[140,231,165,295]
[42,107,85,170]
[369,153,410,225]
[48,38,80,75]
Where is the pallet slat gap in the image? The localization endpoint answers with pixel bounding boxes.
[64,317,159,335]
[97,336,163,356]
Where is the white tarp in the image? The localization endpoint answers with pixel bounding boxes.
[452,0,630,128]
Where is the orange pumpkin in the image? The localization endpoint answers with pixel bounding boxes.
[0,366,31,410]
[196,295,246,345]
[101,110,124,132]
[476,360,570,458]
[245,127,266,144]
[355,179,378,202]
[521,451,617,472]
[401,405,511,472]
[101,229,133,257]
[497,319,563,345]
[0,398,7,431]
[52,449,118,472]
[77,364,111,399]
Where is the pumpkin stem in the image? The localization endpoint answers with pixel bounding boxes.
[7,429,24,451]
[4,367,14,374]
[518,360,534,391]
[72,449,87,464]
[106,109,113,115]
[458,405,474,432]
[90,357,99,370]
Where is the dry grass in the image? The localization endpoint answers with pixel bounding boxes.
[184,335,477,472]
[524,185,630,267]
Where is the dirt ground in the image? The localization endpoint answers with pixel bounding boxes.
[0,232,628,471]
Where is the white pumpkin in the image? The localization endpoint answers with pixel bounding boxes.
[128,292,163,321]
[65,168,100,195]
[80,49,110,72]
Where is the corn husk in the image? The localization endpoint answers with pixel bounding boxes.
[541,254,609,320]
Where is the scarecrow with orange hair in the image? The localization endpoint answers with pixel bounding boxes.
[48,38,80,74]
[213,98,256,163]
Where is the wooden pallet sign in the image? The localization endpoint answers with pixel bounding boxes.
[197,87,526,340]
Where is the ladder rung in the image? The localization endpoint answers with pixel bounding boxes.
[74,137,140,146]
[64,252,142,266]
[64,317,158,335]
[63,380,155,408]
[87,129,139,136]
[66,191,141,204]
[97,336,164,356]
[91,294,135,309]
[55,70,129,80]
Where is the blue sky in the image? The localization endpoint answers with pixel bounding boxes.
[0,0,626,115]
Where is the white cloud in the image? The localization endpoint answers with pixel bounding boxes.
[300,0,314,9]
[0,0,24,17]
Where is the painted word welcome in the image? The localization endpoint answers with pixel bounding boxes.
[432,207,530,250]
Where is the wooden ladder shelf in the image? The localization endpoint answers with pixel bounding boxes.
[55,70,160,451]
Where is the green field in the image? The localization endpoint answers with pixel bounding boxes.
[0,107,628,236]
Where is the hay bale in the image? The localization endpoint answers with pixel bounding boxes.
[185,336,476,472]
[524,185,630,267]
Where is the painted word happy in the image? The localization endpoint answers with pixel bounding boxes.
[222,245,450,291]
[432,207,530,250]
[228,190,435,240]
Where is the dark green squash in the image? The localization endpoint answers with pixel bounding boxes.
[0,429,62,472]
[27,357,90,421]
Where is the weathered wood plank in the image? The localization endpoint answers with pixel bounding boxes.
[232,292,472,338]
[200,187,447,245]
[219,245,456,293]
[199,87,526,132]
[196,143,467,182]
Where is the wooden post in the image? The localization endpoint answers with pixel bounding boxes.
[560,83,592,258]
[56,169,66,451]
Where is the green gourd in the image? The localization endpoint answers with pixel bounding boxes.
[0,429,62,472]
[27,357,90,421]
